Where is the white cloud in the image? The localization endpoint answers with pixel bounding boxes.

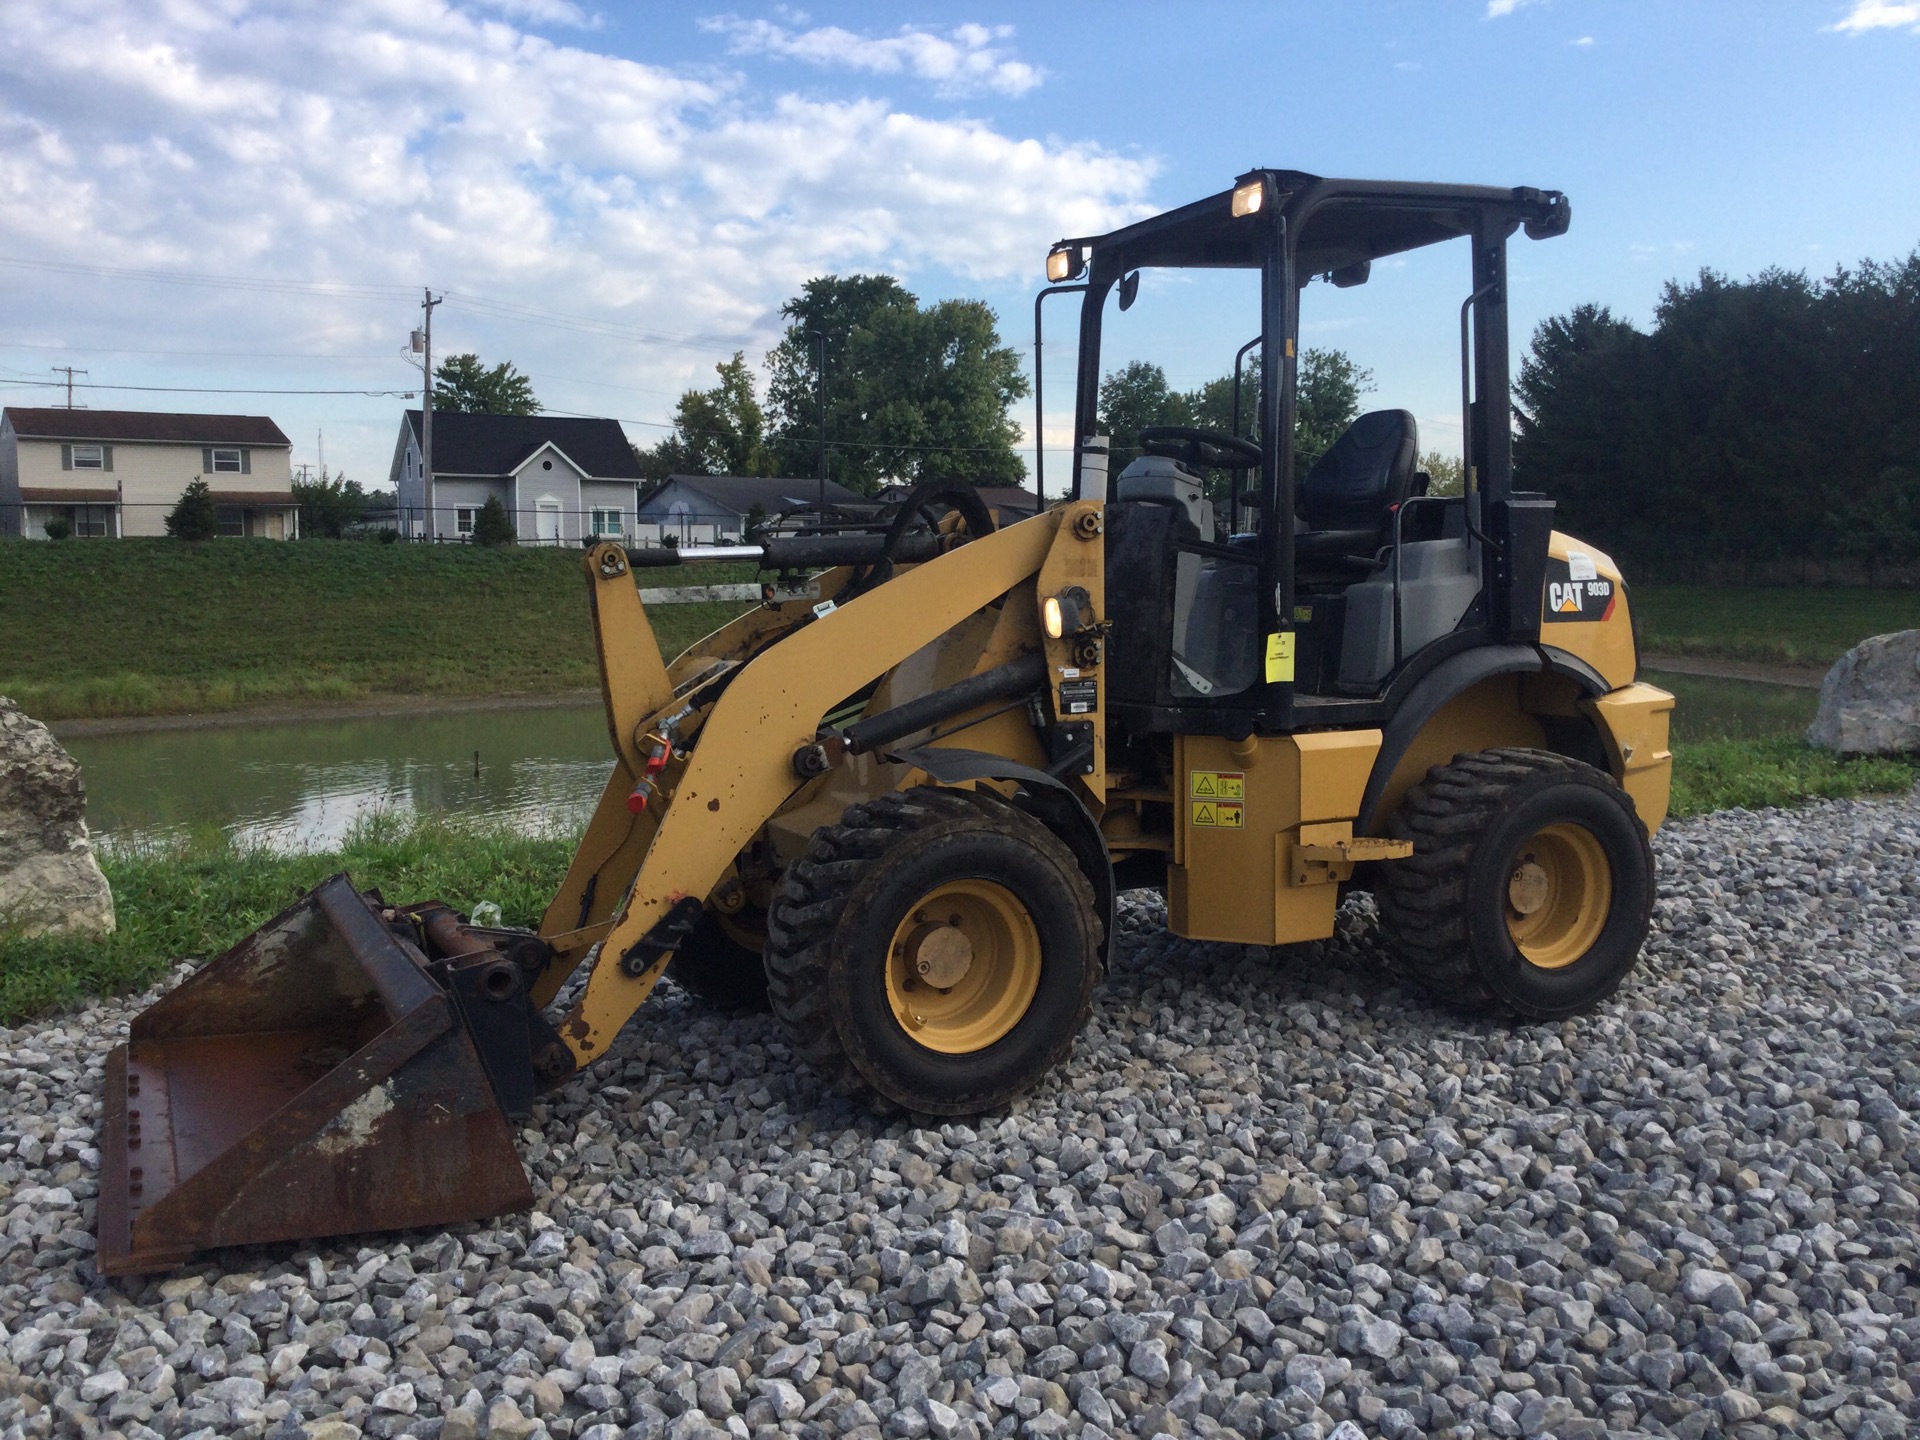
[0,1,1149,477]
[700,16,1043,97]
[1572,35,1596,47]
[1485,0,1545,16]
[1828,1,1920,32]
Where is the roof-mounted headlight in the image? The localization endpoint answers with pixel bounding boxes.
[1231,179,1266,218]
[1046,246,1084,283]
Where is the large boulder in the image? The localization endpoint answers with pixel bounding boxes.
[1807,629,1920,756]
[0,697,116,937]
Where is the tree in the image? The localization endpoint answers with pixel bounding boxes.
[1293,348,1374,481]
[638,353,773,479]
[764,275,1029,493]
[1419,451,1465,498]
[471,494,516,546]
[41,516,72,540]
[1096,362,1190,470]
[165,478,218,540]
[292,473,368,538]
[433,353,540,415]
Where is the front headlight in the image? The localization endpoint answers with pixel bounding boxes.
[1232,179,1265,218]
[1046,247,1079,282]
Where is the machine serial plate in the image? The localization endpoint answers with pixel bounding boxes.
[1058,679,1099,716]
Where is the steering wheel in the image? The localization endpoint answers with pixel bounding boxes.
[1138,426,1262,471]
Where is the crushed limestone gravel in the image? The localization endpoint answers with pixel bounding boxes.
[2,788,1918,1440]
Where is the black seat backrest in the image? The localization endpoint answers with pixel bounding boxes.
[1300,410,1419,532]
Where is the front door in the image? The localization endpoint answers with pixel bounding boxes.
[536,498,561,543]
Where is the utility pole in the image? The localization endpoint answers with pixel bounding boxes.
[813,333,827,510]
[52,367,87,408]
[416,289,442,540]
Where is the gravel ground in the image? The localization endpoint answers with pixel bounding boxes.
[3,789,1919,1440]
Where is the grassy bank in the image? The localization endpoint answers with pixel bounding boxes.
[0,816,573,1027]
[0,539,754,721]
[1634,584,1918,666]
[1652,667,1919,817]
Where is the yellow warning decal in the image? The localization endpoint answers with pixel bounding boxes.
[1265,631,1296,683]
[1190,800,1245,829]
[1189,770,1246,800]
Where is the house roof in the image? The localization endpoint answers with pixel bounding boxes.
[20,487,117,503]
[3,408,291,446]
[648,474,869,515]
[406,410,643,479]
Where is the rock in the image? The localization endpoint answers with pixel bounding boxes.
[1808,629,1920,753]
[1681,1267,1744,1311]
[486,1396,540,1440]
[0,697,114,936]
[1129,1336,1172,1387]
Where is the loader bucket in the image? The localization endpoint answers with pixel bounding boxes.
[97,874,535,1276]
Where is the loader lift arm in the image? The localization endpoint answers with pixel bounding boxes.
[539,513,1069,1074]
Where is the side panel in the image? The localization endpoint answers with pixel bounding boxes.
[1168,729,1381,945]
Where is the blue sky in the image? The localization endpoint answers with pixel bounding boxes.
[1,1,1915,487]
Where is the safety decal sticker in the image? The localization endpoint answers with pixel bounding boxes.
[1189,800,1245,829]
[1542,556,1617,624]
[1189,770,1245,800]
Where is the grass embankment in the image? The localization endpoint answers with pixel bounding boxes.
[0,539,755,721]
[1635,585,1918,666]
[0,817,573,1028]
[1655,669,1920,816]
[1637,585,1920,812]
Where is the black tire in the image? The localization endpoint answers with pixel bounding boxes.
[764,787,1101,1114]
[1375,747,1654,1020]
[667,909,771,1011]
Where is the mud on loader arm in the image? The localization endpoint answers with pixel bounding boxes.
[535,518,1067,1078]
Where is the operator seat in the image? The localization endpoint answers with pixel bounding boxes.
[1295,410,1420,573]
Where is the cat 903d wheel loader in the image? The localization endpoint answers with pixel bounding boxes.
[97,170,1674,1274]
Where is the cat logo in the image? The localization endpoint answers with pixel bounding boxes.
[1542,560,1616,624]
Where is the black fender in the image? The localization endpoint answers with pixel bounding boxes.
[890,745,1116,960]
[1358,643,1617,832]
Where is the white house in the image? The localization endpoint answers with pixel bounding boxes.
[388,411,644,544]
[0,407,295,539]
[635,474,871,546]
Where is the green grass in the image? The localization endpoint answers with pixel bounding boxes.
[1669,737,1919,817]
[0,539,757,720]
[0,816,574,1027]
[1646,667,1920,816]
[1634,584,1919,666]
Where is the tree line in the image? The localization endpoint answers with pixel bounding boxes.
[1514,250,1920,583]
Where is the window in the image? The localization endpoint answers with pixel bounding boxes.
[589,507,623,537]
[456,507,477,537]
[71,445,104,470]
[210,448,243,472]
[217,506,246,538]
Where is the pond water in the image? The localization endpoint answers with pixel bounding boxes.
[66,704,612,852]
[62,670,1809,853]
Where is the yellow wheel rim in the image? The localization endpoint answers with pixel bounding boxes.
[1505,823,1612,970]
[884,879,1042,1055]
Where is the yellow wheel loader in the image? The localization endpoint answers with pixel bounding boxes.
[97,170,1674,1274]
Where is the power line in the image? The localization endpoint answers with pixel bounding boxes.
[0,378,414,397]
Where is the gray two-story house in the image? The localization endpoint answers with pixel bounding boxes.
[389,411,643,543]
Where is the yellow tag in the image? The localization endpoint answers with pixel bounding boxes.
[1189,770,1245,800]
[1190,800,1245,829]
[1285,337,1296,358]
[1264,631,1295,683]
